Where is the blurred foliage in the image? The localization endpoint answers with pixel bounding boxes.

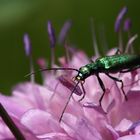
[0,0,140,94]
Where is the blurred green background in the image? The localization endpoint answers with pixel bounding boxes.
[0,0,140,94]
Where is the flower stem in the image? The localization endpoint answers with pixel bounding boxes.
[0,103,25,140]
[64,40,70,64]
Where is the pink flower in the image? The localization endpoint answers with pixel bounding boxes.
[0,7,140,140]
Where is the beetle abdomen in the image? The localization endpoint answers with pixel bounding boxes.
[96,54,140,73]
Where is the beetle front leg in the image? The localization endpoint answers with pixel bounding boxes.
[96,74,106,106]
[78,83,86,102]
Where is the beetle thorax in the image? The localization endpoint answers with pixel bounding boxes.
[75,66,90,81]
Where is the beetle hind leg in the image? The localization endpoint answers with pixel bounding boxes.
[105,73,128,101]
[120,65,140,73]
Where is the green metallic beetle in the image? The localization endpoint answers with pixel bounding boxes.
[28,54,140,121]
[75,54,140,105]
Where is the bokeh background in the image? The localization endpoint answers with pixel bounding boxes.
[0,0,140,94]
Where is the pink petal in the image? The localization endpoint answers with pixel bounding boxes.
[12,82,54,109]
[0,120,14,139]
[12,117,38,140]
[69,51,89,69]
[21,109,64,135]
[105,124,119,139]
[107,48,118,55]
[37,132,73,140]
[134,125,140,134]
[43,74,84,119]
[83,104,120,139]
[61,113,102,140]
[115,119,133,132]
[0,94,29,118]
[108,90,140,127]
[128,120,140,134]
[58,56,67,67]
[117,135,140,140]
[58,75,82,96]
[0,116,38,140]
[83,102,107,115]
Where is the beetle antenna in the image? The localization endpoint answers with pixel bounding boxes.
[25,67,79,77]
[59,81,80,122]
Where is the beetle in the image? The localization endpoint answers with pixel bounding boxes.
[28,54,140,122]
[74,54,140,103]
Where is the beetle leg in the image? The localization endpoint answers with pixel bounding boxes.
[105,73,128,101]
[120,69,131,73]
[120,65,140,73]
[96,74,106,106]
[78,83,86,102]
[115,48,121,55]
[89,59,94,63]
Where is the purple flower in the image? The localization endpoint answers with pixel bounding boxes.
[115,6,127,32]
[124,18,132,32]
[23,33,32,56]
[47,21,56,48]
[58,20,72,45]
[0,7,140,140]
[1,47,140,140]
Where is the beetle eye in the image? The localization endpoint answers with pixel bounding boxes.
[79,73,83,77]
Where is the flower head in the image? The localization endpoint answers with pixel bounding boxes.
[0,7,140,140]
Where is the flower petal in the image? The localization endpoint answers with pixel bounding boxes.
[37,132,73,140]
[61,113,102,140]
[21,109,64,135]
[58,75,82,96]
[117,135,140,140]
[108,90,140,127]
